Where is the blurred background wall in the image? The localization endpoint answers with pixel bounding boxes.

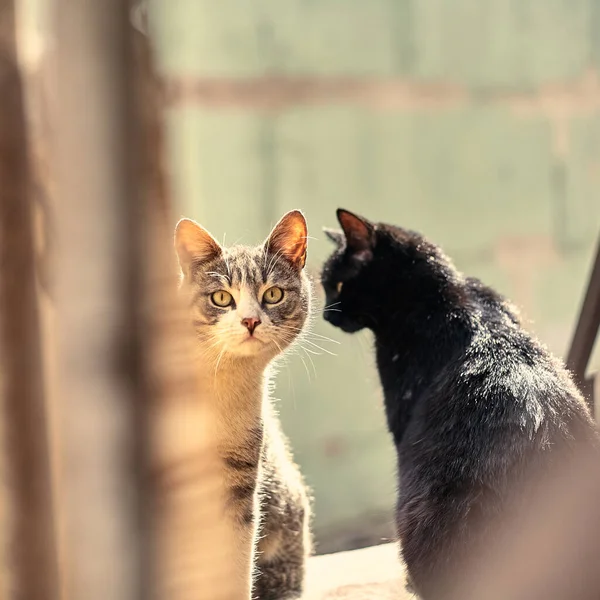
[26,0,600,554]
[147,0,600,553]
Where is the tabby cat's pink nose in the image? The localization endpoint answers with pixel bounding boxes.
[242,317,261,334]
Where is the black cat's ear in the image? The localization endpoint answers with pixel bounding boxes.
[174,218,222,274]
[323,227,344,246]
[336,208,374,259]
[264,209,308,270]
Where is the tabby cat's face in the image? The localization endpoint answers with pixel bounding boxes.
[175,210,310,363]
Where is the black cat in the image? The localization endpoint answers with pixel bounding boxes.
[320,208,598,598]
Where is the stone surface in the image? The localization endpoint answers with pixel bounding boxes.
[303,543,409,600]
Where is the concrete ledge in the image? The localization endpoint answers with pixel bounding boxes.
[303,543,413,599]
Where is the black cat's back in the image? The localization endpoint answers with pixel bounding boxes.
[320,209,598,598]
[465,275,522,325]
[396,282,596,593]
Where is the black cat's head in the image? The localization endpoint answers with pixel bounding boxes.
[321,209,460,334]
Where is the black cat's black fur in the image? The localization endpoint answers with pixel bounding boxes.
[321,209,598,598]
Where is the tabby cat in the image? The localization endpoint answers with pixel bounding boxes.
[174,210,312,600]
[320,208,598,599]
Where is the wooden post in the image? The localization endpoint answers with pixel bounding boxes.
[566,235,600,412]
[52,1,143,599]
[0,0,60,598]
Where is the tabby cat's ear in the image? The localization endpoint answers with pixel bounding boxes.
[323,227,344,246]
[336,208,374,259]
[174,218,222,273]
[264,210,308,270]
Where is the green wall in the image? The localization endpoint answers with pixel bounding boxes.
[151,0,600,552]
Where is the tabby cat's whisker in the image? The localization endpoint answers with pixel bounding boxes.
[214,348,226,377]
[297,353,312,382]
[301,338,337,356]
[300,346,321,356]
[265,247,286,280]
[277,324,340,344]
[206,271,230,285]
[323,301,341,309]
[300,346,318,379]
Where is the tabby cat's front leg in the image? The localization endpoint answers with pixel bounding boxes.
[221,424,265,595]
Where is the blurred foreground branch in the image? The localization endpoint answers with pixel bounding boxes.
[128,8,245,600]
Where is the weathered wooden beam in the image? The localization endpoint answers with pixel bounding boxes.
[160,72,600,114]
[0,0,60,598]
[581,373,598,420]
[566,235,600,411]
[52,1,143,599]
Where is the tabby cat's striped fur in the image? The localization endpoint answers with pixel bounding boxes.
[174,210,312,599]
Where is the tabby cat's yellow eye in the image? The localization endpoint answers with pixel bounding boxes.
[211,290,233,307]
[263,286,284,304]
[336,282,343,293]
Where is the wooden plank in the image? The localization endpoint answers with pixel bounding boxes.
[581,373,598,418]
[0,0,61,598]
[52,1,142,599]
[566,236,600,391]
